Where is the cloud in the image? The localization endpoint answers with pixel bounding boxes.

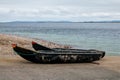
[0,4,120,22]
[80,12,120,17]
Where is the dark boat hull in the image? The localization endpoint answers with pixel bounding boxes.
[12,45,104,63]
[13,46,41,63]
[35,53,101,63]
[32,41,105,58]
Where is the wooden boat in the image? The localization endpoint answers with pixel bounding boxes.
[12,43,105,63]
[32,41,105,58]
[12,44,41,63]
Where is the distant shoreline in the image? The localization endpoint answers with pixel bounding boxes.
[0,21,120,23]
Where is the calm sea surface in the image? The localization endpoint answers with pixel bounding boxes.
[0,22,120,55]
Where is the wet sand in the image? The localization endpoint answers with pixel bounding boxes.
[0,34,120,80]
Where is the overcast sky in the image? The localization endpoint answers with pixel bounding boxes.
[0,0,120,22]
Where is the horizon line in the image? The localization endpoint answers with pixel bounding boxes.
[0,20,120,23]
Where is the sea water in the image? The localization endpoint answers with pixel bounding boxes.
[0,22,120,56]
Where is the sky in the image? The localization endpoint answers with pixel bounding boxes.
[0,0,120,22]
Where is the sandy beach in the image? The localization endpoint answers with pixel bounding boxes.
[0,34,120,80]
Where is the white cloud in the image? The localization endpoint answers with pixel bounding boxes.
[80,12,120,17]
[0,2,120,22]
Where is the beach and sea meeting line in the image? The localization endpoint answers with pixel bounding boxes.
[0,22,120,56]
